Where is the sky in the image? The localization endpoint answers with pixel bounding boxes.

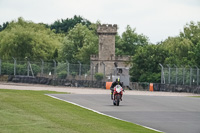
[0,0,199,44]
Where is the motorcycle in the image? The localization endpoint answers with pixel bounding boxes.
[113,85,123,106]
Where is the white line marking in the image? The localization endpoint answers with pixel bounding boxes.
[46,94,163,133]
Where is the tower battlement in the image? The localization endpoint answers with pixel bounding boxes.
[97,24,117,34]
[115,55,131,61]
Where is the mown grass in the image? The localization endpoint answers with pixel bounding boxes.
[0,89,161,133]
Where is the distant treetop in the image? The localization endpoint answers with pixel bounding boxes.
[49,15,92,34]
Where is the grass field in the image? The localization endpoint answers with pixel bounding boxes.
[0,89,161,133]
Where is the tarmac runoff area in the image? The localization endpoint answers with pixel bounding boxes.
[1,82,200,133]
[0,82,200,97]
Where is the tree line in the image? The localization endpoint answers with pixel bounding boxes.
[0,16,199,83]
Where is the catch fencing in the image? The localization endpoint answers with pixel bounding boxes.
[126,64,200,94]
[1,59,200,93]
[0,58,105,81]
[159,64,200,93]
[160,64,200,86]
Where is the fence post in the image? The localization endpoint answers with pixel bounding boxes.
[190,67,192,87]
[159,63,165,84]
[0,58,1,75]
[12,57,16,76]
[183,67,185,85]
[53,60,57,76]
[66,60,69,77]
[167,64,170,84]
[40,59,44,77]
[174,64,177,85]
[196,66,199,86]
[78,61,81,77]
[28,61,34,77]
[27,60,30,76]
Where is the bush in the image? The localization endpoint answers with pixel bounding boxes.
[58,71,67,79]
[94,73,104,81]
[71,72,77,78]
[16,64,27,75]
[31,64,41,76]
[1,62,14,75]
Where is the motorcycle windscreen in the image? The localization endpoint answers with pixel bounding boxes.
[115,85,122,93]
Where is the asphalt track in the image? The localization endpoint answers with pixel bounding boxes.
[49,94,200,133]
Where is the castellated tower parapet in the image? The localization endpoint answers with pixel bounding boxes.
[97,24,117,34]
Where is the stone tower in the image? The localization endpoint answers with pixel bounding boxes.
[98,24,117,61]
[90,24,130,79]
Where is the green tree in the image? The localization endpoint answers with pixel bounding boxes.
[180,21,200,45]
[161,37,195,66]
[130,44,168,82]
[179,21,200,66]
[193,43,200,66]
[0,22,9,32]
[0,17,62,60]
[115,34,123,55]
[50,15,91,34]
[59,23,98,64]
[116,25,149,55]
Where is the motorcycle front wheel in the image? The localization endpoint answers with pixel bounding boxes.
[116,94,120,106]
[113,100,116,105]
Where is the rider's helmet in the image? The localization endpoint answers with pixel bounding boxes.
[116,78,120,84]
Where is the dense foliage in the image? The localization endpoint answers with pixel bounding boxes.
[0,17,62,60]
[0,21,9,32]
[59,23,98,64]
[116,25,149,55]
[0,16,199,83]
[49,15,91,34]
[131,45,168,82]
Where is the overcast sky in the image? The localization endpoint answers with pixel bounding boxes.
[0,0,199,44]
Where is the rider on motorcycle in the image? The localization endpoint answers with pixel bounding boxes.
[110,78,123,100]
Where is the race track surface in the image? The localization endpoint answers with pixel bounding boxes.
[49,94,200,133]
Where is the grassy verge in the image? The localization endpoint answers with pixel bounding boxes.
[190,96,200,98]
[0,89,161,133]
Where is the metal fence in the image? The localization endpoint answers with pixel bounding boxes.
[0,58,105,80]
[160,64,200,86]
